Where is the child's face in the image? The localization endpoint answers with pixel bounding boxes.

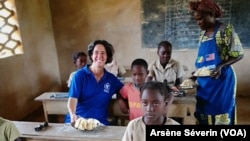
[75,56,87,69]
[157,46,171,65]
[131,65,148,87]
[141,89,166,125]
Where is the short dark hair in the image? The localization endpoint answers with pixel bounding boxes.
[131,58,148,70]
[140,81,171,101]
[87,40,113,64]
[72,51,87,64]
[157,40,172,53]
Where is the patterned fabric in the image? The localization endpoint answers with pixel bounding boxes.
[199,23,244,61]
[194,112,234,125]
[195,21,241,125]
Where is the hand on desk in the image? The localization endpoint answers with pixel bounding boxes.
[171,86,179,92]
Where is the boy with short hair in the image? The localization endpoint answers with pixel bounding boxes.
[118,58,148,120]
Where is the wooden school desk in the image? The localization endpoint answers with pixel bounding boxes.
[35,91,196,124]
[35,92,68,122]
[169,94,196,124]
[34,92,118,122]
[13,121,126,141]
[34,77,132,122]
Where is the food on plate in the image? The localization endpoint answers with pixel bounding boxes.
[74,117,101,130]
[74,117,87,130]
[86,118,100,130]
[180,79,195,88]
[193,67,211,76]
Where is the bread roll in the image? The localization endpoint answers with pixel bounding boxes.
[194,67,211,76]
[75,117,87,130]
[86,118,100,130]
[180,79,195,88]
[74,117,100,130]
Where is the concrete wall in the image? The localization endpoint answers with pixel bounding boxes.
[0,0,61,120]
[0,0,249,120]
[50,0,250,95]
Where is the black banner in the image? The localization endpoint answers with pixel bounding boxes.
[146,125,250,140]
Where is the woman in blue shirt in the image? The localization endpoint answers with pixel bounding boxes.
[65,40,124,125]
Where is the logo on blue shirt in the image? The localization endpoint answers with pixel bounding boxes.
[104,83,110,93]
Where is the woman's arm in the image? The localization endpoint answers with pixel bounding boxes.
[67,97,78,122]
[212,23,244,79]
[211,55,243,79]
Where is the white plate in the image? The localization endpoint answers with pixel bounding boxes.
[179,86,195,90]
[193,74,211,77]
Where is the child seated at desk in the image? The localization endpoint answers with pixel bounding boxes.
[67,51,87,88]
[122,81,180,141]
[146,40,185,92]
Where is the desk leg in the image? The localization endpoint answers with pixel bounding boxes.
[183,105,196,125]
[42,102,49,122]
[168,103,197,125]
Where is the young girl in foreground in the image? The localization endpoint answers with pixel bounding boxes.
[122,81,180,141]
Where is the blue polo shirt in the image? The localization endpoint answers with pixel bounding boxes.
[65,65,123,125]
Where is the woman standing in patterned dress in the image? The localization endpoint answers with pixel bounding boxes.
[189,0,244,125]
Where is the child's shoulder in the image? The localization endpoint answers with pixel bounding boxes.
[165,117,181,125]
[123,83,140,90]
[124,82,134,86]
[149,60,158,65]
[127,117,143,126]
